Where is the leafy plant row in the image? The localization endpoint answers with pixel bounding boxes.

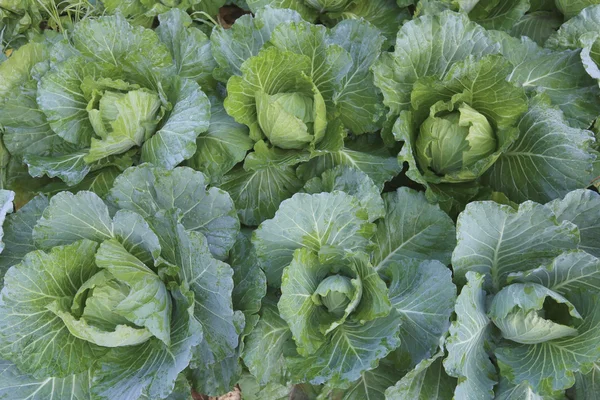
[0,0,599,399]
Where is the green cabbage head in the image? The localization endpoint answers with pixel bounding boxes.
[244,186,458,388]
[0,11,212,187]
[445,194,600,398]
[395,53,527,185]
[415,103,497,179]
[226,46,329,150]
[0,164,241,400]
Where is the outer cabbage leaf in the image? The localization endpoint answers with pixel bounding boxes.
[574,362,600,400]
[210,7,303,82]
[495,377,548,400]
[237,374,290,400]
[102,0,217,26]
[246,0,409,46]
[483,94,597,204]
[385,351,456,400]
[242,298,294,386]
[383,259,456,370]
[148,212,239,365]
[246,0,318,22]
[457,0,530,31]
[488,283,582,345]
[494,290,600,396]
[188,230,267,396]
[319,359,398,400]
[326,19,386,134]
[510,11,563,46]
[0,240,106,378]
[0,189,14,253]
[228,230,267,336]
[452,200,579,292]
[302,166,385,223]
[322,0,410,48]
[41,167,122,199]
[253,191,375,286]
[186,95,253,184]
[296,134,401,189]
[286,309,402,386]
[547,5,600,51]
[0,195,48,277]
[372,10,498,118]
[106,164,239,260]
[218,141,308,226]
[140,77,211,169]
[32,191,114,248]
[188,350,242,397]
[414,0,532,32]
[556,0,600,20]
[91,288,201,400]
[444,272,496,399]
[547,190,600,257]
[510,251,600,312]
[0,359,92,400]
[0,40,78,176]
[155,9,216,90]
[0,2,47,48]
[502,33,600,129]
[371,188,456,271]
